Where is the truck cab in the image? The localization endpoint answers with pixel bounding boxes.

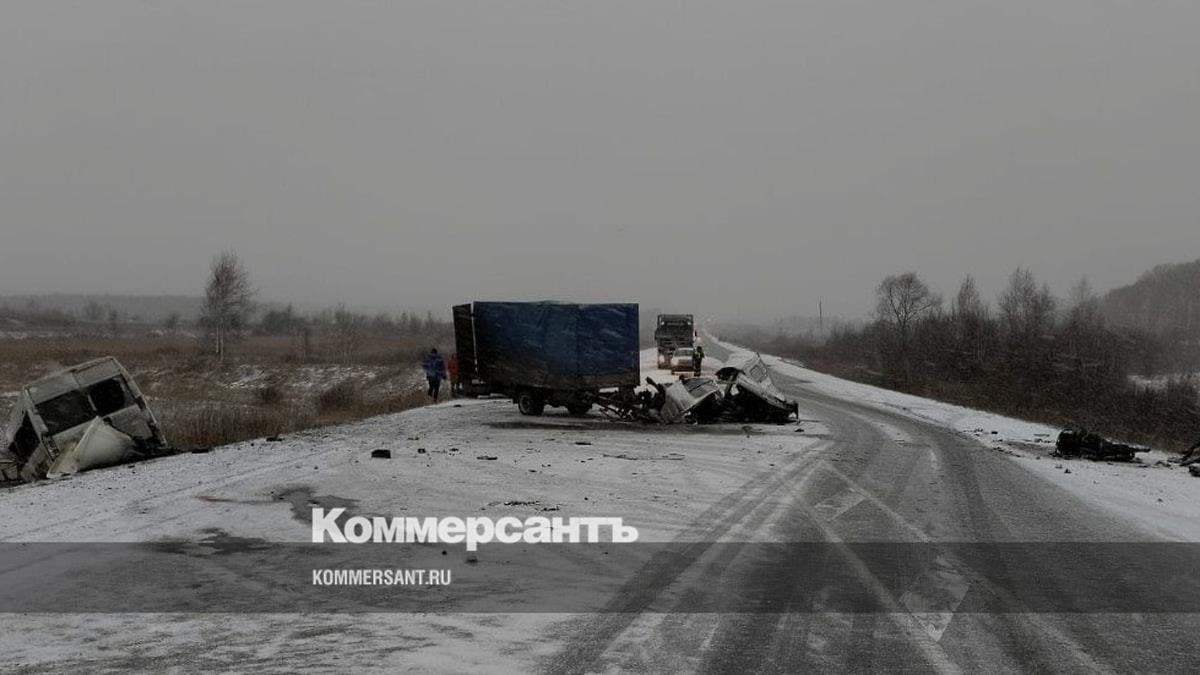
[654,314,695,368]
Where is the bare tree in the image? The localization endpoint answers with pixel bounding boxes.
[1061,275,1111,377]
[876,272,941,382]
[997,268,1057,382]
[331,305,367,362]
[950,276,992,376]
[1068,276,1096,311]
[83,299,105,322]
[952,276,986,321]
[998,268,1056,345]
[201,251,255,362]
[876,273,941,337]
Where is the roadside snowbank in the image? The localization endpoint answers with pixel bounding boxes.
[713,338,1200,542]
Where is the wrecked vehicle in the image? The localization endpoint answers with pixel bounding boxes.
[716,353,799,424]
[452,301,796,425]
[453,301,641,416]
[1055,429,1146,462]
[653,377,725,423]
[645,352,800,425]
[1,357,168,482]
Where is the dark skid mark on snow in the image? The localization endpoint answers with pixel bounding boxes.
[489,421,590,431]
[487,420,764,436]
[195,485,363,527]
[153,528,273,556]
[288,625,353,640]
[275,485,361,526]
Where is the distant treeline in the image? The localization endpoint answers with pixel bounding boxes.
[0,297,449,336]
[728,266,1200,451]
[256,304,445,336]
[1103,258,1200,346]
[0,294,202,324]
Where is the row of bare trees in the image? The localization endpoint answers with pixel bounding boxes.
[801,268,1200,448]
[872,269,1072,386]
[197,251,450,363]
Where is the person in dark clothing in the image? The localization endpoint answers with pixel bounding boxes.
[692,345,705,376]
[422,348,447,402]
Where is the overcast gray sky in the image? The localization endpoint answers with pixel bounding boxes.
[1,1,1196,321]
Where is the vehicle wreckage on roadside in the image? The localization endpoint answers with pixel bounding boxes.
[714,353,800,423]
[646,353,799,424]
[1,357,169,482]
[1055,428,1147,462]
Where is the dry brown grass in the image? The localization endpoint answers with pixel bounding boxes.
[155,388,431,449]
[1,325,450,450]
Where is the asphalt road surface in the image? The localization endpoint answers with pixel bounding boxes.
[543,340,1198,674]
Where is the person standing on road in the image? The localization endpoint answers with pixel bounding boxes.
[423,348,447,402]
[692,345,705,376]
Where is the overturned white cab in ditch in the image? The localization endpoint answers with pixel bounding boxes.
[1,357,168,482]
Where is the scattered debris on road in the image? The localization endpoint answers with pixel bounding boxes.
[0,357,170,482]
[1055,429,1147,462]
[1181,440,1200,467]
[602,452,686,461]
[370,449,391,459]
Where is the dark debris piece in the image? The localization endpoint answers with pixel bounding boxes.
[1056,429,1146,462]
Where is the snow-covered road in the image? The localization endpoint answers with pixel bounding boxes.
[2,346,1199,673]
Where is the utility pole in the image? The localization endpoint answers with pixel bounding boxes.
[819,299,824,336]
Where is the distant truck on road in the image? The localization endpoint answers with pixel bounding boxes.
[654,314,695,368]
[453,301,640,416]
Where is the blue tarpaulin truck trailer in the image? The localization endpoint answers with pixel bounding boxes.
[452,302,640,416]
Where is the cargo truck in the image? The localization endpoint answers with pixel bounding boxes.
[453,301,640,416]
[654,314,695,368]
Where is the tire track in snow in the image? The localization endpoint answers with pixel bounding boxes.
[541,438,831,675]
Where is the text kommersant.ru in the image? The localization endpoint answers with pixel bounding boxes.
[311,568,453,586]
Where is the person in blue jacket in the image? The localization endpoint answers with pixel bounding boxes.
[422,348,447,402]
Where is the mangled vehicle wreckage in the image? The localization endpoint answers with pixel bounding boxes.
[1,357,168,482]
[715,353,799,423]
[647,354,799,424]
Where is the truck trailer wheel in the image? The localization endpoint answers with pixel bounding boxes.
[517,390,545,416]
[566,402,592,416]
